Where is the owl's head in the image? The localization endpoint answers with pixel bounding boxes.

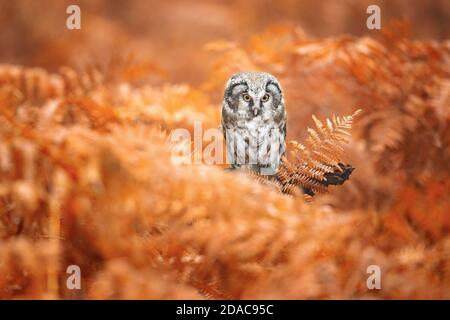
[222,71,285,121]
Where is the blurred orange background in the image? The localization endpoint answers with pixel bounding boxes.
[1,0,449,84]
[0,0,449,300]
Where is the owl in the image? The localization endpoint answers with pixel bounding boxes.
[221,72,286,175]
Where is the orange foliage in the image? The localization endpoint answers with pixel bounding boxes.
[0,1,449,300]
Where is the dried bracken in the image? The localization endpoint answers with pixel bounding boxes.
[276,110,361,195]
[0,2,449,300]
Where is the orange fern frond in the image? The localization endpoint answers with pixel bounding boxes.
[275,109,361,195]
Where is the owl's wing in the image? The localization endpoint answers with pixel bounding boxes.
[281,121,287,156]
[220,122,226,142]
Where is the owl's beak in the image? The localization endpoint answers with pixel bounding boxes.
[252,95,263,116]
[252,99,260,116]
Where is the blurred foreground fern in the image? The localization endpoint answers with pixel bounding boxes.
[0,22,449,299]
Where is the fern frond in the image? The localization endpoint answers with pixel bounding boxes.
[275,109,361,196]
[0,65,104,104]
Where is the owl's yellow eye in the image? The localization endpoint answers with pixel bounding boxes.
[242,93,251,102]
[262,93,270,102]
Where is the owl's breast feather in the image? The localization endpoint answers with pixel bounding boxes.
[233,116,285,147]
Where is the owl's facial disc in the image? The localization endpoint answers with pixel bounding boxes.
[245,91,260,116]
[266,82,282,109]
[242,93,258,116]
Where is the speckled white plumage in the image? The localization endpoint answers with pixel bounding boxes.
[221,71,286,174]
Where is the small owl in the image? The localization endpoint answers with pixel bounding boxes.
[221,72,286,175]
